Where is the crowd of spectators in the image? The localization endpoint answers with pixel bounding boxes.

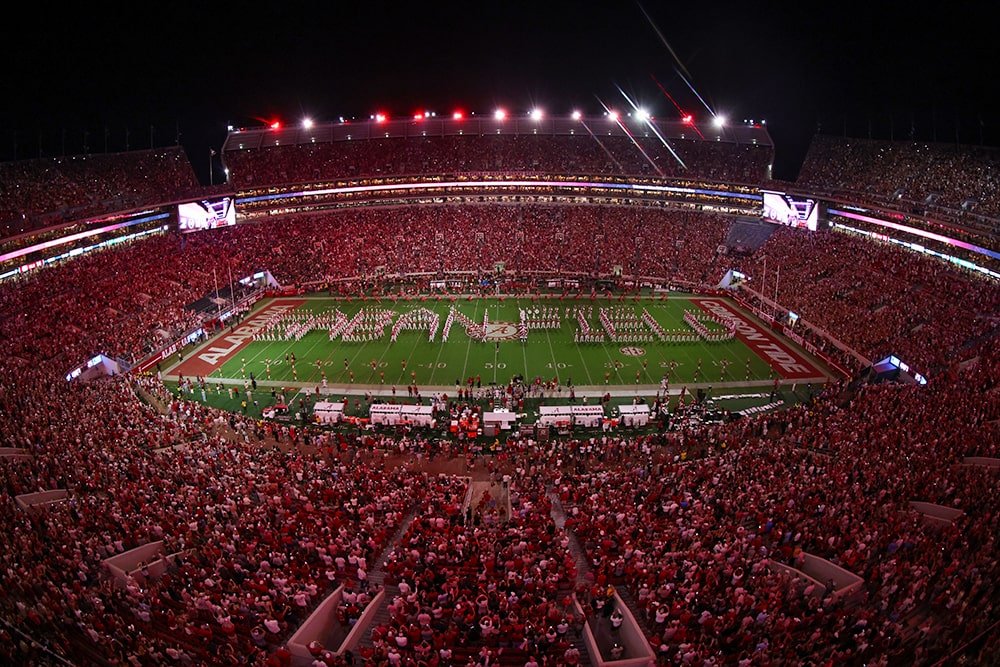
[0,204,734,368]
[224,134,772,188]
[0,148,199,238]
[363,481,581,666]
[5,200,979,380]
[238,205,732,288]
[0,191,997,665]
[0,349,450,664]
[329,342,998,665]
[796,135,1000,230]
[738,225,1000,373]
[551,343,999,665]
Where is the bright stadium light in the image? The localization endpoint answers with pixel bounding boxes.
[302,118,314,129]
[414,113,424,120]
[375,113,387,123]
[269,120,281,130]
[682,114,694,124]
[712,115,727,128]
[530,108,543,121]
[494,108,507,121]
[635,108,650,121]
[607,110,619,122]
[571,110,582,121]
[452,110,464,120]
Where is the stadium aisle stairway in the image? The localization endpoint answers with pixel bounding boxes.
[348,510,417,658]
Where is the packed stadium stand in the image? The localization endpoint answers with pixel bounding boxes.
[739,225,1000,372]
[0,148,199,238]
[225,135,770,188]
[223,117,773,188]
[0,120,997,666]
[796,135,1000,235]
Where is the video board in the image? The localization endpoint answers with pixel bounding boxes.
[762,191,818,231]
[178,198,236,233]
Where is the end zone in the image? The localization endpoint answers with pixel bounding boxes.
[172,299,305,377]
[691,298,825,380]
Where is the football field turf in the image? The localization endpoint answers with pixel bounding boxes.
[171,294,828,391]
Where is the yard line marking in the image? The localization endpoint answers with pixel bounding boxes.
[457,299,481,385]
[542,326,562,383]
[572,334,596,385]
[238,301,337,385]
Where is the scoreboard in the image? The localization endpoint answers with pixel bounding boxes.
[762,191,819,231]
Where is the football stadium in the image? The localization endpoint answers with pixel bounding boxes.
[1,6,999,667]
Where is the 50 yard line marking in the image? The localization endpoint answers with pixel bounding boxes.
[492,300,505,385]
[457,299,481,384]
[492,340,499,385]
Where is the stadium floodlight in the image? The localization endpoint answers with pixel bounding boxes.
[302,118,314,130]
[494,108,507,121]
[375,113,387,123]
[414,113,424,120]
[607,110,619,122]
[635,108,650,122]
[453,110,464,120]
[712,115,727,128]
[571,110,582,121]
[530,108,543,121]
[682,114,693,124]
[269,121,281,130]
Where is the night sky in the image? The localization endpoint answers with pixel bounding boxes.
[3,1,998,182]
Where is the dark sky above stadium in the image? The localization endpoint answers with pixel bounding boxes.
[3,1,998,181]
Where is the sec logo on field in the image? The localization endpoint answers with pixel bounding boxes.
[619,346,645,357]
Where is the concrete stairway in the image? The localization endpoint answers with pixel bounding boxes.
[352,509,418,652]
[548,490,597,666]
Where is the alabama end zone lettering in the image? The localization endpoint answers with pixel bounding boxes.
[173,299,305,377]
[198,300,304,366]
[691,299,822,380]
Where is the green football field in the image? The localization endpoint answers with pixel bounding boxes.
[174,294,819,390]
